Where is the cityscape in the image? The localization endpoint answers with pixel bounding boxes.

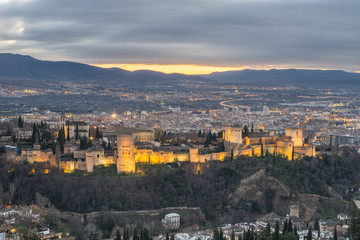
[1,0,360,239]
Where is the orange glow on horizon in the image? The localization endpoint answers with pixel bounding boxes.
[93,63,246,75]
[91,63,355,75]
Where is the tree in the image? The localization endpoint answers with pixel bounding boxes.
[90,231,100,240]
[291,145,295,161]
[57,126,66,153]
[205,130,212,145]
[283,219,288,234]
[140,228,150,240]
[115,229,122,240]
[231,230,235,240]
[293,226,299,240]
[198,130,202,137]
[274,220,280,240]
[349,209,360,239]
[219,228,224,240]
[95,126,101,139]
[31,123,39,143]
[124,228,130,240]
[219,141,225,152]
[313,219,319,231]
[307,226,312,240]
[230,149,234,160]
[213,228,220,240]
[75,124,79,140]
[251,123,254,133]
[212,132,217,142]
[67,122,70,141]
[265,223,271,237]
[170,234,175,240]
[287,218,293,233]
[333,226,337,240]
[243,125,249,137]
[18,116,23,128]
[80,136,92,149]
[166,232,169,240]
[133,228,138,240]
[154,129,163,143]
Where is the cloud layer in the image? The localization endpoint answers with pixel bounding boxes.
[1,0,359,71]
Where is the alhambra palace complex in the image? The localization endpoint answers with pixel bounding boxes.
[14,119,315,174]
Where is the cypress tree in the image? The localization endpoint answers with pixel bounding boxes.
[220,141,225,152]
[18,116,23,128]
[307,226,312,240]
[133,228,138,240]
[212,132,217,142]
[213,228,220,240]
[283,220,288,234]
[287,219,293,233]
[219,228,224,240]
[166,232,169,240]
[67,122,70,141]
[314,219,319,231]
[95,126,101,139]
[291,145,295,161]
[75,124,79,140]
[31,124,37,143]
[231,230,235,240]
[275,220,279,240]
[170,235,175,240]
[243,125,249,137]
[333,226,337,240]
[126,228,130,240]
[265,223,271,237]
[294,226,299,240]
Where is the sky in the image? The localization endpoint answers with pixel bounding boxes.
[0,0,360,74]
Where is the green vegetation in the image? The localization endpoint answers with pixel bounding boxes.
[1,147,360,225]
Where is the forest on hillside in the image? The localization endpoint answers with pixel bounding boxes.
[1,147,360,224]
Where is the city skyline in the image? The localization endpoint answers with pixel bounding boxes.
[1,0,360,74]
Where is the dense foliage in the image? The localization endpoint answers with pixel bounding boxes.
[0,147,360,223]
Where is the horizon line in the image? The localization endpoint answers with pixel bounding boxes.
[92,63,359,75]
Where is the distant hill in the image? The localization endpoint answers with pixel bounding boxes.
[1,53,360,89]
[0,53,210,88]
[202,69,360,88]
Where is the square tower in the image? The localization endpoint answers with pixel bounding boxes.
[116,134,135,173]
[286,128,303,147]
[289,204,299,218]
[224,126,242,144]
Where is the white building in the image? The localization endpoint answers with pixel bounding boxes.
[163,213,181,230]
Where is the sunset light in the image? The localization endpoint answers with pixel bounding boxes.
[93,64,247,75]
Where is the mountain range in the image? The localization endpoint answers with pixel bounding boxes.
[1,53,360,89]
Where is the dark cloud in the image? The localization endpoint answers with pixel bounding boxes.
[0,0,359,71]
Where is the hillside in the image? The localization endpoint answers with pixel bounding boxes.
[0,53,210,88]
[202,69,360,88]
[1,147,358,224]
[1,54,360,89]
